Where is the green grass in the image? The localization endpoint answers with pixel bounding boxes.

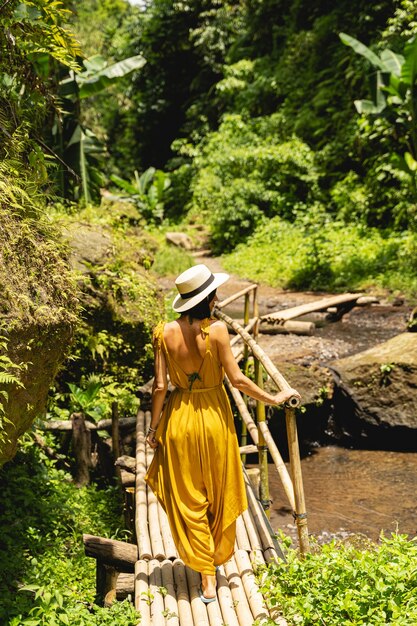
[258,532,417,625]
[222,217,417,298]
[0,433,139,625]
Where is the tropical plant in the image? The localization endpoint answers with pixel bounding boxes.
[55,53,146,203]
[110,167,171,223]
[340,31,417,212]
[67,376,104,421]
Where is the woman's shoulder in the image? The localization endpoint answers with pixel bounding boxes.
[207,318,229,339]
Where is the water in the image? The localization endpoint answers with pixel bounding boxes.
[267,446,417,541]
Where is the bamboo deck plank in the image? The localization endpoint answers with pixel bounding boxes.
[173,559,194,625]
[161,560,180,626]
[149,559,166,626]
[133,392,286,625]
[134,560,151,624]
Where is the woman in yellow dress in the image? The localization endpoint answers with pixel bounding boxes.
[145,264,300,603]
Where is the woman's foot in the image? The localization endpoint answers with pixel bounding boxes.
[201,573,216,600]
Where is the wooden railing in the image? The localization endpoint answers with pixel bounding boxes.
[215,286,310,555]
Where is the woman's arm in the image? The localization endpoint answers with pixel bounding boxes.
[146,341,168,448]
[215,322,300,405]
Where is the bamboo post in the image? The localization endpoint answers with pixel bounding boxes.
[285,406,310,555]
[240,292,250,463]
[254,358,270,516]
[253,285,260,340]
[111,401,121,481]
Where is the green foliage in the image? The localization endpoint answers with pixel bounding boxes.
[259,533,417,625]
[189,113,319,252]
[151,245,193,278]
[223,216,417,295]
[0,437,138,625]
[111,167,171,223]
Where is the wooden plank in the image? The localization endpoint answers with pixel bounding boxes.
[83,534,137,571]
[261,293,362,323]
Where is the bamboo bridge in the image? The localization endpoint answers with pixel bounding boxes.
[80,286,370,625]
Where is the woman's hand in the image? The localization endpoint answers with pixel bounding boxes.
[273,387,301,405]
[146,432,159,449]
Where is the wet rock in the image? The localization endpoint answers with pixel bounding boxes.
[330,333,417,445]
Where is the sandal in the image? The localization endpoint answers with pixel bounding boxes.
[199,586,216,604]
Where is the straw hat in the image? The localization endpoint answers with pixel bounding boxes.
[172,264,229,313]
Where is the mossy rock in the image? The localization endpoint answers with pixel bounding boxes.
[0,209,78,466]
[57,204,163,387]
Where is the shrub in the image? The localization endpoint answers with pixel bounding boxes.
[189,114,320,252]
[259,533,417,625]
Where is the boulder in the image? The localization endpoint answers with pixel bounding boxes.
[165,231,194,250]
[330,333,417,445]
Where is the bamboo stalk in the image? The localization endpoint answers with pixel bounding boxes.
[235,515,251,552]
[253,285,260,341]
[173,559,194,625]
[229,318,258,347]
[224,377,259,444]
[134,560,150,624]
[285,406,310,555]
[245,474,276,551]
[234,549,270,622]
[135,410,152,560]
[216,565,240,626]
[158,502,178,559]
[214,309,300,408]
[216,284,257,309]
[239,444,258,455]
[147,497,165,559]
[255,359,270,516]
[111,402,121,481]
[264,547,280,564]
[223,555,254,626]
[161,560,179,626]
[242,507,262,552]
[249,549,266,568]
[226,375,296,511]
[257,421,296,511]
[148,559,165,626]
[185,565,210,625]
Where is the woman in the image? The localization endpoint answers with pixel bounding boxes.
[145,264,300,603]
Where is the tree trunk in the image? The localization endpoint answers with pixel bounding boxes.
[71,412,91,487]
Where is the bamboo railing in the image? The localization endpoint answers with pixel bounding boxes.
[215,286,310,555]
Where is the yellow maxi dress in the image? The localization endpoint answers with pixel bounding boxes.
[145,319,248,575]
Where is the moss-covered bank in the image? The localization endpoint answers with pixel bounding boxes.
[0,208,79,466]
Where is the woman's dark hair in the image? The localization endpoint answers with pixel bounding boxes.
[184,289,217,321]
